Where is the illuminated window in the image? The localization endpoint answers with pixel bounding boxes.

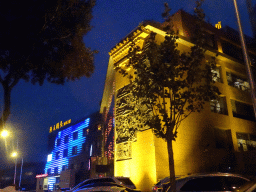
[72,146,77,155]
[210,97,227,115]
[211,67,221,82]
[226,72,250,92]
[47,154,52,162]
[64,135,69,144]
[73,131,78,140]
[63,149,68,157]
[237,133,256,152]
[55,152,60,160]
[56,139,61,147]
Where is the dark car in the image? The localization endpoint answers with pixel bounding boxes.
[73,182,140,192]
[62,177,136,192]
[159,173,250,192]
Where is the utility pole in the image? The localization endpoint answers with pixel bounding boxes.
[233,0,256,119]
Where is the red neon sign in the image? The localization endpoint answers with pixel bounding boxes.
[36,174,48,178]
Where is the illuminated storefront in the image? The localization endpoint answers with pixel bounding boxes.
[38,113,103,192]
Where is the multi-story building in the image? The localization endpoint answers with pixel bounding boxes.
[36,112,103,192]
[100,10,256,191]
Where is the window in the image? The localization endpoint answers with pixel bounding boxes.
[72,146,77,155]
[56,139,61,147]
[214,128,233,150]
[221,40,244,61]
[237,133,256,151]
[231,100,255,121]
[226,72,250,92]
[210,97,227,115]
[73,131,78,140]
[83,128,89,136]
[63,149,68,157]
[64,135,69,144]
[211,67,221,82]
[54,167,58,175]
[204,32,216,49]
[82,142,86,151]
[55,151,60,160]
[47,168,51,174]
[62,165,67,171]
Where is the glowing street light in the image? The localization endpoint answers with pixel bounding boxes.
[11,151,18,157]
[1,130,9,153]
[1,130,9,138]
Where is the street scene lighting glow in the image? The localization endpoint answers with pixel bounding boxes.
[1,130,9,138]
[11,152,17,157]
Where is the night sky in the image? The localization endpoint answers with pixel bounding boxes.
[0,0,254,167]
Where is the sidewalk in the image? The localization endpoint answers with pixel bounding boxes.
[0,186,17,192]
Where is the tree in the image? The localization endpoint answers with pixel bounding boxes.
[0,0,96,128]
[115,1,220,191]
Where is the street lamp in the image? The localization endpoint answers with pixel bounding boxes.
[1,130,9,153]
[1,130,9,138]
[11,151,18,185]
[11,151,23,190]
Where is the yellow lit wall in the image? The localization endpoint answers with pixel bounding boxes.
[101,10,256,192]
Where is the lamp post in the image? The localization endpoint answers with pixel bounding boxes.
[19,157,23,190]
[232,0,256,119]
[11,151,18,185]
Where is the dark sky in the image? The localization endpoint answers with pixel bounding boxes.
[0,0,254,167]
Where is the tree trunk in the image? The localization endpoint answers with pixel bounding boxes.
[167,135,176,192]
[0,84,11,130]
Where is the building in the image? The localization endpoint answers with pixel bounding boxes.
[100,10,256,191]
[36,112,104,192]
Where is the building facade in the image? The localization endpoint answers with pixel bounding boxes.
[36,112,103,192]
[100,10,256,191]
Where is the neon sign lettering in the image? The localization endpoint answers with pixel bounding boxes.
[49,119,71,133]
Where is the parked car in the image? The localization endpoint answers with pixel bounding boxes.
[152,177,170,192]
[234,180,256,192]
[158,173,250,192]
[152,176,183,192]
[72,182,140,192]
[62,177,136,192]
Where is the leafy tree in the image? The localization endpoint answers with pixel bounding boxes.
[115,0,220,191]
[0,0,96,128]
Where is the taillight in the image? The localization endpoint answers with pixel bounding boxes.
[153,186,158,191]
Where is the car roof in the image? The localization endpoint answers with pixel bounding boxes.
[176,172,250,181]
